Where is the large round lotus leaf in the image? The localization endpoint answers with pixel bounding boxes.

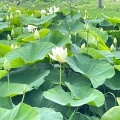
[101,106,120,120]
[40,30,71,46]
[71,113,90,120]
[65,82,104,107]
[0,22,9,30]
[44,85,96,107]
[19,14,56,26]
[0,81,30,97]
[39,107,63,120]
[105,70,120,90]
[58,13,84,36]
[66,54,115,88]
[1,67,50,89]
[3,42,55,64]
[0,103,40,120]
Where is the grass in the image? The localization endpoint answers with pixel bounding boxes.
[1,0,120,18]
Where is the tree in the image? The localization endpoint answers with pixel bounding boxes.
[98,0,102,8]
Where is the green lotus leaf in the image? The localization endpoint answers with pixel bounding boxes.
[80,47,105,59]
[58,15,84,36]
[0,103,40,120]
[19,14,56,26]
[40,30,71,46]
[3,42,55,64]
[105,70,120,90]
[77,30,97,48]
[66,54,115,88]
[44,85,97,107]
[103,14,120,24]
[101,106,120,120]
[0,81,30,97]
[0,97,13,109]
[117,97,120,106]
[1,67,50,89]
[0,22,9,31]
[38,107,63,120]
[21,29,50,42]
[90,27,108,43]
[65,82,104,107]
[0,44,11,57]
[0,70,7,79]
[85,18,104,25]
[70,113,92,120]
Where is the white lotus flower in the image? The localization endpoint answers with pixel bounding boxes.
[49,47,67,63]
[26,25,37,32]
[48,6,59,14]
[40,10,46,14]
[53,6,59,13]
[48,7,54,14]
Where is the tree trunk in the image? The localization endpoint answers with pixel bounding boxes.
[98,0,102,8]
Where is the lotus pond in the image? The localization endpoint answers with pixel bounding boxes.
[0,0,120,120]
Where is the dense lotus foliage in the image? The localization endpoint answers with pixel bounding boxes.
[0,1,120,120]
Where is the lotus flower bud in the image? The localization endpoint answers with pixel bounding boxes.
[69,35,71,39]
[34,29,40,40]
[11,29,15,36]
[32,4,35,7]
[110,44,115,52]
[9,7,11,11]
[14,44,19,49]
[83,10,88,19]
[74,32,77,36]
[10,14,13,19]
[84,24,89,31]
[11,44,15,50]
[81,43,86,49]
[6,16,9,21]
[49,47,67,63]
[11,44,19,50]
[31,13,34,16]
[113,37,117,45]
[4,59,10,71]
[85,10,87,14]
[100,28,103,33]
[7,34,11,41]
[83,14,88,20]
